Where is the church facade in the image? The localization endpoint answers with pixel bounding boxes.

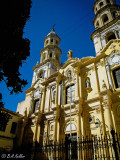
[17,0,120,148]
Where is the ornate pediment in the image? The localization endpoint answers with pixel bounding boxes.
[101,39,120,56]
[31,78,44,88]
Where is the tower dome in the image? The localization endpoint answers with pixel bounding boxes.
[44,28,61,48]
[91,0,120,56]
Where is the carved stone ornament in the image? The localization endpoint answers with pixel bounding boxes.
[102,80,107,90]
[109,44,116,50]
[49,134,53,140]
[67,49,73,59]
[106,52,120,68]
[34,88,42,99]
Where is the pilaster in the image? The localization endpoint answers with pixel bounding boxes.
[103,91,114,132]
[18,110,28,147]
[41,86,46,112]
[100,98,106,136]
[54,79,61,142]
[94,63,100,93]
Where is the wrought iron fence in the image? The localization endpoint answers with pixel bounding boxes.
[1,130,120,160]
[33,130,120,160]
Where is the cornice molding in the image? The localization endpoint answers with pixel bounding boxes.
[91,17,120,40]
[40,45,62,54]
[93,5,120,24]
[32,59,61,71]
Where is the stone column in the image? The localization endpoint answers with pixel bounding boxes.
[79,74,82,98]
[75,73,79,100]
[108,8,113,21]
[76,100,83,140]
[100,103,106,136]
[77,102,83,160]
[104,93,114,132]
[77,107,82,141]
[99,14,103,26]
[63,86,66,105]
[34,109,42,143]
[114,30,119,39]
[56,81,59,105]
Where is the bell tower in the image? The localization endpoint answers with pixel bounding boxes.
[40,28,61,65]
[32,28,62,84]
[91,0,120,56]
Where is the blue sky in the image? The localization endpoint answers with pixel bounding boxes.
[1,0,120,112]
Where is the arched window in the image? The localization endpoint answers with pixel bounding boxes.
[106,32,116,42]
[99,2,104,8]
[66,123,76,131]
[51,125,54,131]
[113,68,120,88]
[33,99,39,113]
[66,84,75,104]
[50,52,52,58]
[51,39,53,43]
[102,14,109,24]
[39,70,44,78]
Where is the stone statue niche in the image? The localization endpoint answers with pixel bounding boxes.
[67,49,73,59]
[86,77,91,88]
[67,70,71,77]
[85,77,92,93]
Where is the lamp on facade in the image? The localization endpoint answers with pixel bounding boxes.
[95,118,101,128]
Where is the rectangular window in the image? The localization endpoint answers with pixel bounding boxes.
[0,124,6,132]
[10,122,17,134]
[33,100,39,113]
[113,68,120,88]
[66,85,75,104]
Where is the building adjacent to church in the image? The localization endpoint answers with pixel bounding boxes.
[17,0,120,148]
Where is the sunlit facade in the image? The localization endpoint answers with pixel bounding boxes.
[17,0,120,151]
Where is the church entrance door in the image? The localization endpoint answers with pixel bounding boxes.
[65,133,77,160]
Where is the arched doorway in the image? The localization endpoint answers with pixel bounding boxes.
[65,123,77,159]
[65,123,77,142]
